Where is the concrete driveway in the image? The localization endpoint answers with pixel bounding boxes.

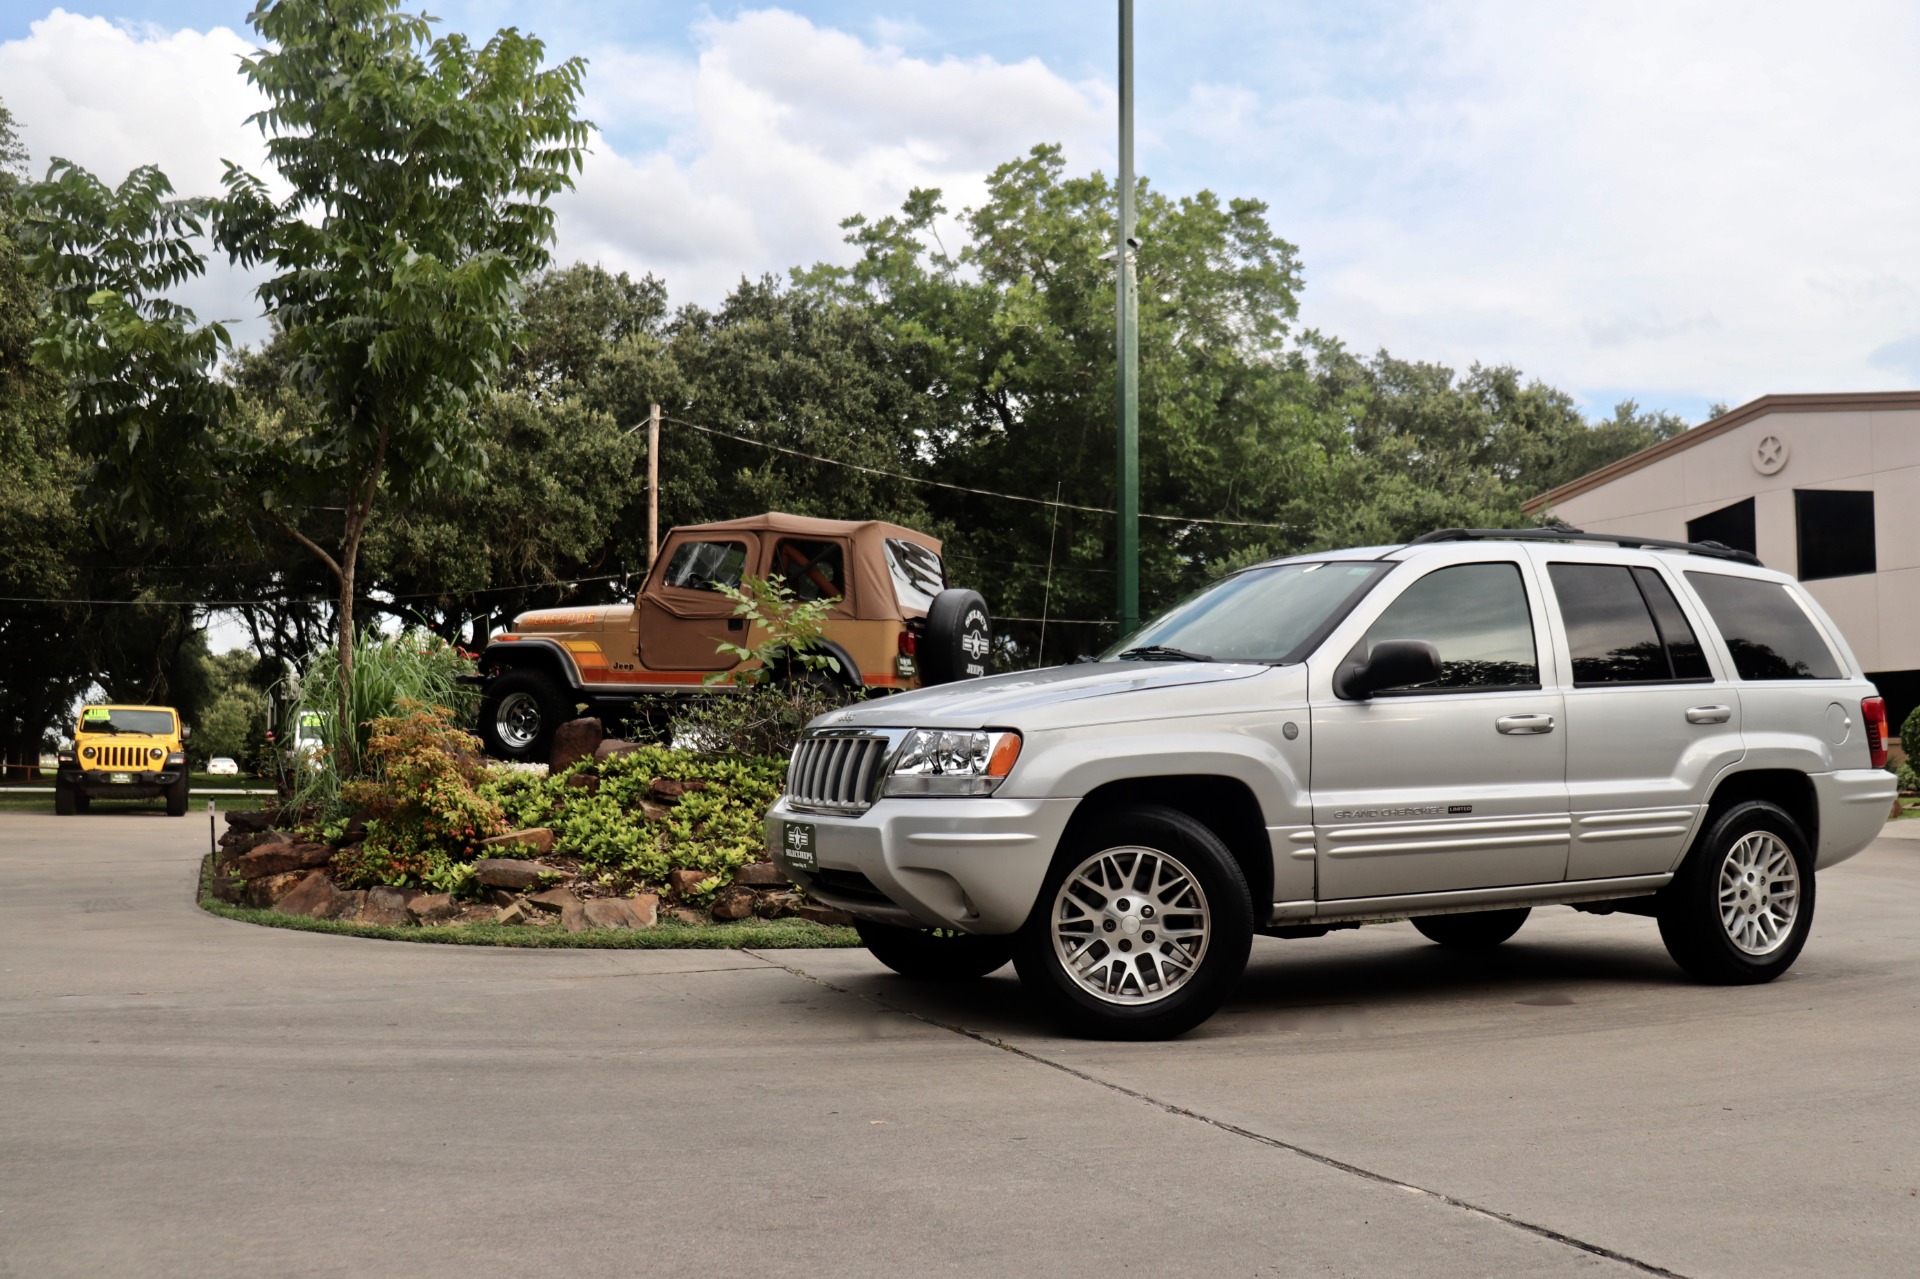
[3,809,1916,1278]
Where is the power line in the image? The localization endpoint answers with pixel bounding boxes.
[661,415,1295,532]
[1,572,632,609]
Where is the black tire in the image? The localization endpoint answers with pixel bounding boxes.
[919,588,993,685]
[854,919,1015,980]
[54,786,76,816]
[477,668,573,763]
[165,775,189,817]
[1658,800,1815,984]
[1012,804,1254,1040]
[1411,907,1531,948]
[74,793,91,813]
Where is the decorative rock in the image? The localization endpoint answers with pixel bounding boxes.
[667,906,706,925]
[223,809,276,833]
[325,889,367,921]
[495,900,533,926]
[408,892,459,924]
[756,890,802,920]
[231,841,335,879]
[710,886,758,921]
[474,858,554,890]
[626,893,660,928]
[560,901,591,933]
[526,887,575,913]
[549,716,605,772]
[731,861,787,887]
[245,871,309,909]
[484,887,519,907]
[565,773,601,794]
[667,869,714,898]
[636,800,670,822]
[582,898,636,930]
[272,872,336,918]
[480,828,556,857]
[594,738,640,762]
[647,778,688,804]
[209,871,247,905]
[794,903,855,927]
[361,885,419,927]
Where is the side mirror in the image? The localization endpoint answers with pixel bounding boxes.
[1337,639,1442,699]
[181,725,192,742]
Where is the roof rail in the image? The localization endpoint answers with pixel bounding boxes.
[1402,527,1763,567]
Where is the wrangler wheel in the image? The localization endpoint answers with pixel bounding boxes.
[478,669,572,763]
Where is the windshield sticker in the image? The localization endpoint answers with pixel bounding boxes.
[83,708,110,721]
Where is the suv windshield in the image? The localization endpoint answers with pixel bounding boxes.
[1102,561,1390,663]
[80,709,174,735]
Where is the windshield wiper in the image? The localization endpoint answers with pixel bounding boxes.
[1115,645,1213,662]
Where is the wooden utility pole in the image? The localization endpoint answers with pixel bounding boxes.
[1115,0,1140,635]
[647,402,661,569]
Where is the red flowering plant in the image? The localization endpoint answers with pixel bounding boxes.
[333,703,507,892]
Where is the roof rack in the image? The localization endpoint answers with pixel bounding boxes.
[1402,527,1763,567]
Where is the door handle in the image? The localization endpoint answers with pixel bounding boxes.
[1686,705,1732,725]
[1496,714,1555,735]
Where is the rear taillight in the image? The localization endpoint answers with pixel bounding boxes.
[897,630,917,657]
[1863,696,1889,769]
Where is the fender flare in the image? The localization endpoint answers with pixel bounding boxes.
[479,638,581,691]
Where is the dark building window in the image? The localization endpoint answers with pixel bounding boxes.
[1687,498,1756,556]
[1794,489,1875,581]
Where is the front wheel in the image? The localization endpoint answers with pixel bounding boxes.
[1013,805,1253,1040]
[854,920,1014,980]
[1411,908,1530,948]
[1658,800,1814,984]
[165,775,189,817]
[477,669,572,763]
[54,786,76,816]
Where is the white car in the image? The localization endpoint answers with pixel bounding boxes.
[205,757,240,776]
[769,529,1897,1039]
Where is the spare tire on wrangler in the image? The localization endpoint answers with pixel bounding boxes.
[920,588,993,685]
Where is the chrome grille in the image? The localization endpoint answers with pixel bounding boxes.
[787,731,893,814]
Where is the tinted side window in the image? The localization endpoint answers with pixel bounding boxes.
[1684,572,1843,680]
[773,539,846,602]
[1548,564,1667,684]
[662,540,747,592]
[1362,562,1538,692]
[1632,567,1711,679]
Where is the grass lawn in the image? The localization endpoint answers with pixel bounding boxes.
[0,792,268,815]
[197,858,860,949]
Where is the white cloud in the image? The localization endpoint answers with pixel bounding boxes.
[1162,0,1920,413]
[2,6,1110,331]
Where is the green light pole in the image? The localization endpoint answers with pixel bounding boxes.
[1115,0,1140,635]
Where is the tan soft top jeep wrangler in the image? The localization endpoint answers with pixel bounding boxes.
[471,512,993,761]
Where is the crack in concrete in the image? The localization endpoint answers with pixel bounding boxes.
[744,949,1690,1279]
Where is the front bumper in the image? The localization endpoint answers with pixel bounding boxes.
[766,794,1079,934]
[58,768,184,799]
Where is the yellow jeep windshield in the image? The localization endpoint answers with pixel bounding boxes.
[80,709,175,735]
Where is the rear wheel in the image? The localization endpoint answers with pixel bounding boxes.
[1658,800,1814,984]
[1411,908,1530,948]
[1012,804,1253,1040]
[854,920,1014,980]
[478,669,572,763]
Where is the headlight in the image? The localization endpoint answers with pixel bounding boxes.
[883,729,1021,797]
[81,747,94,761]
[149,747,164,761]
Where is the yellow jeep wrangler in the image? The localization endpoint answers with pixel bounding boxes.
[55,704,192,816]
[469,513,993,762]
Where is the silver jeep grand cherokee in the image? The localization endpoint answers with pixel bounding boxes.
[767,530,1897,1039]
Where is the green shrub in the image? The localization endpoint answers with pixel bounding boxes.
[1899,706,1920,794]
[331,704,506,892]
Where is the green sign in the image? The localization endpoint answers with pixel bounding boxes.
[82,707,110,721]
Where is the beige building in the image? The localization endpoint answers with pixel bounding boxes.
[1524,391,1920,735]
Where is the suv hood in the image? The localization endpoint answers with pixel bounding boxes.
[818,660,1268,729]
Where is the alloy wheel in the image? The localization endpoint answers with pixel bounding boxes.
[1718,831,1800,956]
[1049,845,1211,1005]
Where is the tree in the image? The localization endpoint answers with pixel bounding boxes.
[212,0,587,766]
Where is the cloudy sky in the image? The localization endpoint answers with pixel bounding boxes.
[5,0,1919,424]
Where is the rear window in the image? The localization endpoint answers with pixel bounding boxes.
[1684,572,1843,681]
[885,539,945,613]
[1547,563,1712,685]
[661,540,747,593]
